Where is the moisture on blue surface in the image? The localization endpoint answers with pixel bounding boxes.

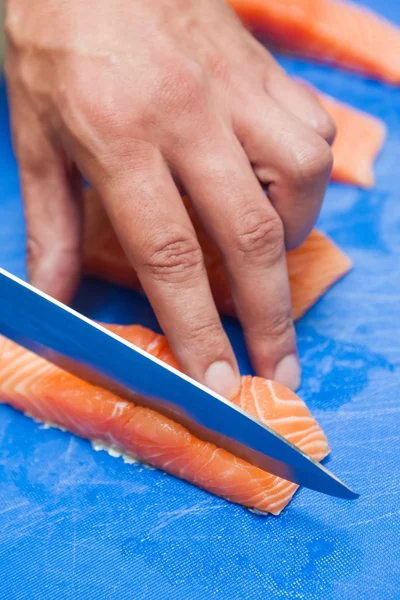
[0,2,399,598]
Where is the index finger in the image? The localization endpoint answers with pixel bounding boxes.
[88,145,241,400]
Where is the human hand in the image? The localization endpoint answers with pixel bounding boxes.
[5,0,335,398]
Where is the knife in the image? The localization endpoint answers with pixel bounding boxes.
[0,267,358,500]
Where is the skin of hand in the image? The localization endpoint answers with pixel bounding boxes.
[5,0,335,399]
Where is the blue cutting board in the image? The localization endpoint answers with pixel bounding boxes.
[0,1,399,597]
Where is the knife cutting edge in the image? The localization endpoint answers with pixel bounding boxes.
[0,267,359,500]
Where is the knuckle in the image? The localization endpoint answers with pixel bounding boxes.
[17,142,41,173]
[143,229,204,283]
[290,137,333,185]
[235,210,284,264]
[26,234,45,268]
[26,232,79,270]
[64,67,132,139]
[4,11,20,46]
[186,319,225,355]
[74,88,120,132]
[18,143,52,180]
[206,53,231,84]
[314,112,337,145]
[264,308,294,341]
[151,60,205,117]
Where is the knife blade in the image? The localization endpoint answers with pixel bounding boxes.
[0,267,358,499]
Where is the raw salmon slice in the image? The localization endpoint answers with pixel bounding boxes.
[83,189,352,321]
[0,324,329,514]
[229,0,400,84]
[286,228,352,319]
[314,90,386,188]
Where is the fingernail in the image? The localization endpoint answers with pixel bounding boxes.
[205,361,240,400]
[274,354,301,391]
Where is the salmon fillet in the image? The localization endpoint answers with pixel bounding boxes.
[83,189,352,320]
[229,0,400,84]
[0,324,330,515]
[315,91,386,188]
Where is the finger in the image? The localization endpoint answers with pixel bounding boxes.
[263,62,337,145]
[238,94,333,249]
[172,129,300,390]
[8,100,83,302]
[89,145,240,399]
[20,158,83,302]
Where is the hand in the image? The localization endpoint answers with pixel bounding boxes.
[5,0,335,398]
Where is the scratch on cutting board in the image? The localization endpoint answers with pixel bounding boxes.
[146,499,225,537]
[364,486,400,501]
[338,435,400,447]
[0,500,30,516]
[63,437,76,463]
[346,508,400,529]
[72,518,77,596]
[2,503,68,530]
[322,406,400,422]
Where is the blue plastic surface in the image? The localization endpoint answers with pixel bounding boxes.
[0,1,399,597]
